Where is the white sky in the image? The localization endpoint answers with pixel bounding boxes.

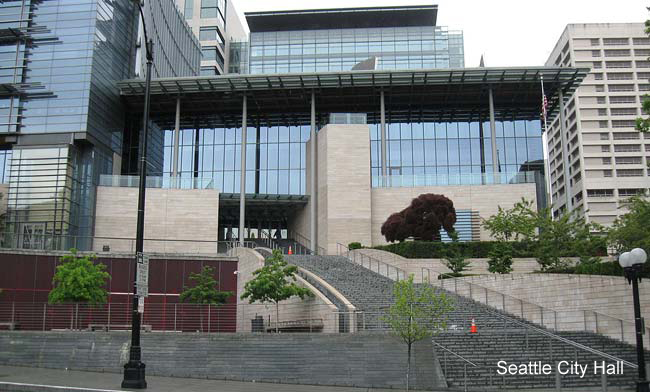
[235,0,647,67]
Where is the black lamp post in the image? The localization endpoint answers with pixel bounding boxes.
[122,1,153,389]
[619,248,649,392]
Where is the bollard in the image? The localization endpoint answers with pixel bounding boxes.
[555,361,562,391]
[601,371,607,392]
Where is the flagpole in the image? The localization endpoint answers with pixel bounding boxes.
[540,75,553,211]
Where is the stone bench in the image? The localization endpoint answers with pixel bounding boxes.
[87,323,152,332]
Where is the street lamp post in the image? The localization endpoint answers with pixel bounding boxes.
[122,1,153,389]
[619,248,649,392]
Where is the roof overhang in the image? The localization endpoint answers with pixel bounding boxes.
[118,67,587,128]
[245,5,438,32]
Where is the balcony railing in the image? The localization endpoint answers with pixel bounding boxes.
[372,171,538,188]
[99,175,215,190]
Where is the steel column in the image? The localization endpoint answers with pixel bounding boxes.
[488,86,499,176]
[239,96,247,246]
[310,90,317,253]
[380,88,387,177]
[171,97,181,182]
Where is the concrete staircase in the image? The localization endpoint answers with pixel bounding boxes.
[285,254,646,390]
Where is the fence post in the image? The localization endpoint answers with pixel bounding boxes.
[601,371,608,392]
[541,306,544,327]
[485,288,488,305]
[520,300,524,318]
[555,361,561,391]
[107,303,111,331]
[595,312,599,334]
[207,305,211,333]
[620,319,624,342]
[174,303,177,331]
[502,294,505,312]
[11,302,15,324]
[42,303,46,331]
[464,363,468,392]
[554,311,557,331]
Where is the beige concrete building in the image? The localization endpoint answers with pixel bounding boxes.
[545,23,650,225]
[175,0,247,75]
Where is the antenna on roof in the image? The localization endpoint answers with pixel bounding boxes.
[479,54,485,68]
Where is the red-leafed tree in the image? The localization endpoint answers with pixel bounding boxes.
[381,194,457,242]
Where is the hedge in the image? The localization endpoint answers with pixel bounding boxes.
[373,240,607,259]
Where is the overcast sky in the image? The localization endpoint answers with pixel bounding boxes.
[235,0,647,67]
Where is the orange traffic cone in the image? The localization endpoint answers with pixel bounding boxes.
[288,246,293,255]
[470,318,478,334]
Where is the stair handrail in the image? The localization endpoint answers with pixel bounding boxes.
[337,243,406,281]
[431,339,478,368]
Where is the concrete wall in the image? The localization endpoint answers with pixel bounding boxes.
[93,187,219,254]
[234,248,338,333]
[371,183,538,246]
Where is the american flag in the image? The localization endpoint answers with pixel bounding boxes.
[542,94,549,121]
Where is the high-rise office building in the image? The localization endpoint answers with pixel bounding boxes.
[545,23,650,225]
[0,0,199,249]
[176,0,247,75]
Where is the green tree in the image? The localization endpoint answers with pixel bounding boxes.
[180,266,233,304]
[609,196,650,254]
[482,198,537,242]
[443,239,470,276]
[487,242,513,274]
[240,250,312,332]
[48,249,110,305]
[383,275,454,391]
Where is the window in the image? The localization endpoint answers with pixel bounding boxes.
[201,0,226,27]
[199,27,224,46]
[638,72,650,79]
[617,169,644,177]
[609,96,636,104]
[201,46,217,61]
[184,0,193,19]
[637,61,650,68]
[608,84,634,92]
[598,108,608,116]
[616,157,642,165]
[614,144,641,152]
[606,61,632,68]
[634,38,650,45]
[603,170,613,177]
[588,189,614,197]
[593,61,602,69]
[592,50,601,57]
[610,108,637,116]
[636,49,650,57]
[594,73,604,80]
[601,145,611,152]
[603,38,629,46]
[602,157,611,164]
[600,132,610,140]
[595,85,605,92]
[607,72,633,80]
[597,97,606,104]
[200,66,219,76]
[619,188,646,197]
[604,49,630,57]
[613,132,640,139]
[639,85,650,91]
[591,38,600,46]
[612,120,637,128]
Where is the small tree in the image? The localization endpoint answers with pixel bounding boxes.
[48,249,110,305]
[240,250,312,332]
[482,198,537,242]
[180,266,233,305]
[609,195,650,254]
[383,275,454,391]
[443,238,470,276]
[487,242,513,274]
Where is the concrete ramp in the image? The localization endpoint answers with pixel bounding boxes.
[0,332,445,390]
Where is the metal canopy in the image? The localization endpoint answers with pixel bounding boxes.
[118,67,587,128]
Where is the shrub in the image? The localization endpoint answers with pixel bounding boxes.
[487,242,513,274]
[348,242,363,250]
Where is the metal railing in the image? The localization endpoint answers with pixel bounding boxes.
[422,267,650,347]
[292,231,326,256]
[337,243,406,281]
[432,340,478,392]
[0,232,249,255]
[99,175,215,190]
[373,171,537,188]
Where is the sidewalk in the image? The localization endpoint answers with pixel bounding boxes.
[0,366,635,392]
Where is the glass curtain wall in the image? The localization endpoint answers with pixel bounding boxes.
[161,124,310,195]
[161,117,542,195]
[370,119,543,187]
[248,26,464,74]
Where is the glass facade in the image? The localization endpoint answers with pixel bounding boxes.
[369,119,544,186]
[247,27,464,74]
[162,125,310,195]
[160,117,543,196]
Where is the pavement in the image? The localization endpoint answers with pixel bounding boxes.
[0,366,636,392]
